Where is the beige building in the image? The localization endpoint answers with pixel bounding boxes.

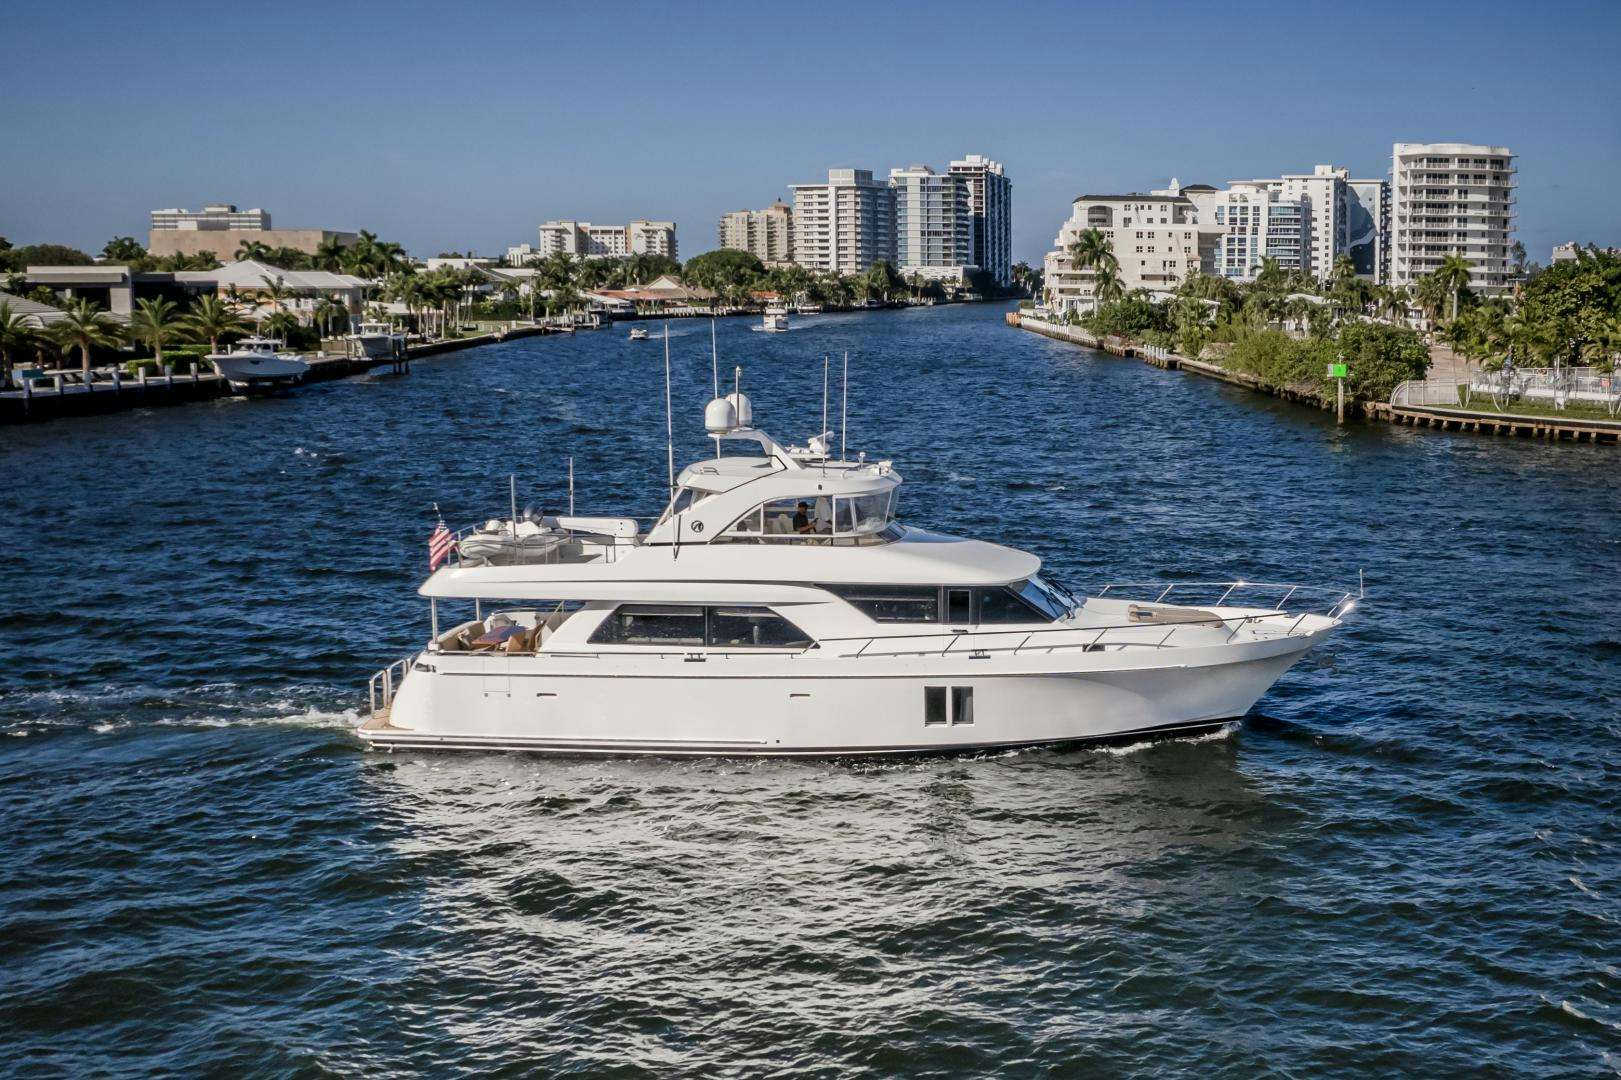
[1389,142,1515,294]
[537,220,678,261]
[790,168,895,275]
[718,201,794,265]
[1042,193,1219,313]
[147,202,355,260]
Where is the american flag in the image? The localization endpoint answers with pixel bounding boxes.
[428,521,454,570]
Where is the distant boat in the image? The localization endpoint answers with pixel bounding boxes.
[628,327,649,341]
[209,337,308,394]
[759,305,789,333]
[795,302,824,315]
[348,319,405,360]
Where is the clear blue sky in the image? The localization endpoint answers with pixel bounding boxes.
[2,0,1616,267]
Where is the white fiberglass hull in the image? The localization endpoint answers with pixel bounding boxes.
[212,354,309,390]
[359,629,1323,757]
[354,334,403,359]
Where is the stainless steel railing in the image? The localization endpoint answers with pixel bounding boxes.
[368,656,415,715]
[817,581,1360,660]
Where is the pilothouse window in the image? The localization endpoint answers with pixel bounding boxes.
[719,489,899,544]
[589,605,814,649]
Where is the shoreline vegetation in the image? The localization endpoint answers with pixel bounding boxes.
[1023,234,1620,442]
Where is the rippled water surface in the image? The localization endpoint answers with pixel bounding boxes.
[2,304,1618,1075]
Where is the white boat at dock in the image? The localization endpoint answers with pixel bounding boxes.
[209,337,309,393]
[360,373,1356,757]
[348,320,406,361]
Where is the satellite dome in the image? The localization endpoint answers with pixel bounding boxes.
[727,391,753,427]
[704,396,737,433]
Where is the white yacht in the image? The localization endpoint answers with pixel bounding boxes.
[359,386,1356,757]
[209,337,309,393]
[758,306,789,333]
[628,327,650,341]
[795,302,824,315]
[349,319,406,361]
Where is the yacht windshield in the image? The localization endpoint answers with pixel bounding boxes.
[1020,576,1075,620]
[657,486,711,525]
[722,488,898,542]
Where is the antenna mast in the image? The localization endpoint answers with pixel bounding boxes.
[712,317,721,459]
[840,350,849,460]
[568,457,575,515]
[664,322,675,498]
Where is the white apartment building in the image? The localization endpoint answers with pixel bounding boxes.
[790,169,896,275]
[1389,142,1515,294]
[1042,193,1219,313]
[150,203,270,231]
[718,201,794,265]
[1207,166,1389,282]
[1176,180,1306,281]
[536,220,678,261]
[949,154,1013,286]
[889,165,973,276]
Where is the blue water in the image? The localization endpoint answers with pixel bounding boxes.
[2,304,1617,1075]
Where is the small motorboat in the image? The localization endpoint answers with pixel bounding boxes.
[348,320,406,361]
[628,327,649,341]
[757,306,789,333]
[209,337,309,393]
[795,302,823,315]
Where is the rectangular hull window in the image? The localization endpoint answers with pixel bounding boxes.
[951,686,975,725]
[924,686,948,726]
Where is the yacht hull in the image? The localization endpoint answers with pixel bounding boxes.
[358,631,1319,757]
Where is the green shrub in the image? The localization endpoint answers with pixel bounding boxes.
[1332,322,1431,401]
[1224,329,1329,390]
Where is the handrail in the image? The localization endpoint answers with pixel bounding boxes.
[368,656,415,714]
[815,581,1358,659]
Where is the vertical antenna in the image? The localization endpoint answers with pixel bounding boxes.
[712,317,720,459]
[664,322,675,498]
[840,350,849,460]
[821,354,829,441]
[568,456,575,516]
[509,474,518,534]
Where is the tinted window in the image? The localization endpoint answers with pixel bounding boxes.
[977,587,1049,623]
[946,589,972,624]
[590,605,705,645]
[708,607,813,649]
[924,686,948,726]
[1018,578,1072,621]
[825,584,939,622]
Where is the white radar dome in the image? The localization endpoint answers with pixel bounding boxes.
[727,391,753,427]
[704,396,737,433]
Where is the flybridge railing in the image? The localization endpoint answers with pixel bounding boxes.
[817,581,1360,660]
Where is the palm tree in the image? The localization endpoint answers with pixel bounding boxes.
[312,296,346,338]
[129,297,183,367]
[235,239,273,262]
[263,310,299,342]
[312,236,347,272]
[0,302,40,388]
[50,298,122,374]
[1434,253,1474,323]
[1092,265,1124,305]
[185,294,248,354]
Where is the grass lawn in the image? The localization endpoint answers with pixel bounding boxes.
[1447,387,1621,423]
